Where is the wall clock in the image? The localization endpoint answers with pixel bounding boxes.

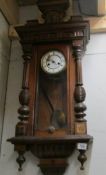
[8,0,93,174]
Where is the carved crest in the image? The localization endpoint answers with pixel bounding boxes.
[37,0,69,23]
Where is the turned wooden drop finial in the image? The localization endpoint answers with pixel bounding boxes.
[78,150,87,170]
[16,152,26,171]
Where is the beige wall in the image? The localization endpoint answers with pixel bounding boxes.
[0,11,10,149]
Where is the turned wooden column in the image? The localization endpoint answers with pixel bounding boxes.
[15,52,31,171]
[72,40,87,135]
[15,53,31,137]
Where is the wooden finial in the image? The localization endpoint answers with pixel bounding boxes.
[37,0,69,23]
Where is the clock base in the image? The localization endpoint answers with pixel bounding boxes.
[7,135,93,173]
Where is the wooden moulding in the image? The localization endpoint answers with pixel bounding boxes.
[7,135,93,145]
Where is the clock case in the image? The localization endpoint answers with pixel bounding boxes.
[7,0,93,174]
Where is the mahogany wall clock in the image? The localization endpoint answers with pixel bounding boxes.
[8,0,93,174]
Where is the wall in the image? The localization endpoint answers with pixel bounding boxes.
[73,0,106,16]
[0,12,10,149]
[0,0,19,24]
[83,34,106,174]
[0,4,106,175]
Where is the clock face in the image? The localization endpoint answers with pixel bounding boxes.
[41,50,66,74]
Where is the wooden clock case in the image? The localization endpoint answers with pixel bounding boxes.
[8,0,93,174]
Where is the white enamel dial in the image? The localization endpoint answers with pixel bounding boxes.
[41,50,66,74]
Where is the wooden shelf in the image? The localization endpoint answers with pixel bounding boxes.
[7,135,93,145]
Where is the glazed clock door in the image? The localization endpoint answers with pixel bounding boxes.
[29,43,75,137]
